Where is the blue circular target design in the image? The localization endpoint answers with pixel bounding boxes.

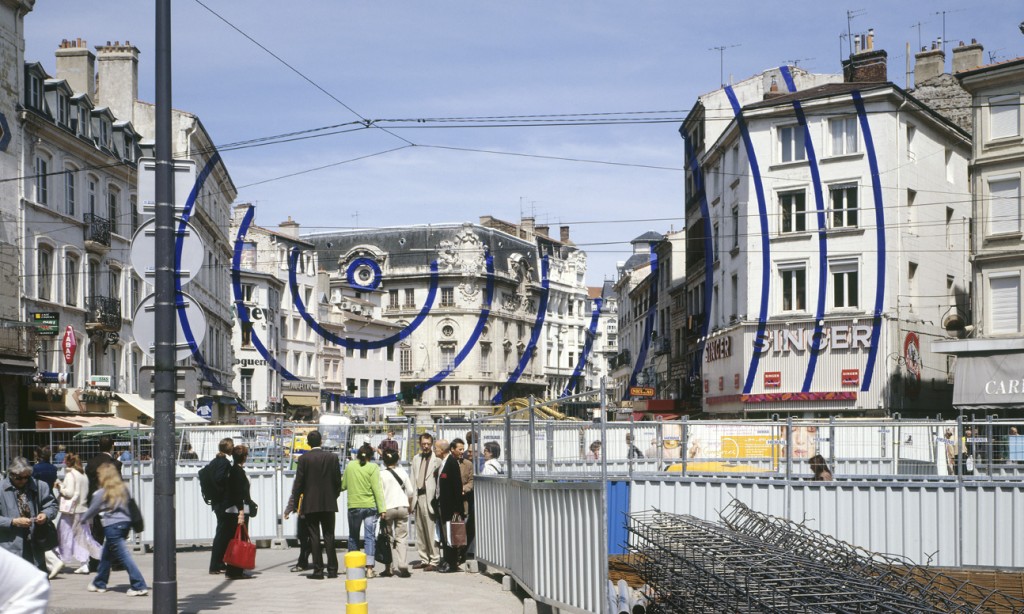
[346,257,382,291]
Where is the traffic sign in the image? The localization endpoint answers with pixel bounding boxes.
[132,292,207,361]
[136,157,197,214]
[130,218,204,286]
[61,326,77,365]
[629,386,655,398]
[32,311,59,336]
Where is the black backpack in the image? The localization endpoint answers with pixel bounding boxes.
[198,460,225,505]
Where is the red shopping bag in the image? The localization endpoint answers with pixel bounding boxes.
[223,524,256,570]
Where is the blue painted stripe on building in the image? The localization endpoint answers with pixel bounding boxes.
[779,66,829,392]
[725,86,771,395]
[492,256,551,404]
[626,245,659,399]
[852,91,886,392]
[561,297,603,398]
[681,136,714,375]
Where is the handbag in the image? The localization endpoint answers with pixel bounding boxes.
[128,497,145,533]
[450,514,468,547]
[375,525,393,566]
[32,480,59,551]
[223,523,257,570]
[248,500,258,519]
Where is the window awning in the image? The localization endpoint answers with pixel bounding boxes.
[0,356,36,376]
[283,393,321,407]
[113,393,209,424]
[36,413,138,429]
[953,353,1024,407]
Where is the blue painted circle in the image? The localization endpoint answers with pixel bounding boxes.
[346,258,382,291]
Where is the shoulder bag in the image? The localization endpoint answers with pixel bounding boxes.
[32,480,59,551]
[128,497,145,533]
[375,524,393,566]
[223,523,257,570]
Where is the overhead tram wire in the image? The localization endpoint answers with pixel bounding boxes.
[191,0,415,148]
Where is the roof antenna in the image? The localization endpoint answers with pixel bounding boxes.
[709,44,741,87]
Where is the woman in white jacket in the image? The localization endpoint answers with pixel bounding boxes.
[54,453,94,574]
[378,449,414,578]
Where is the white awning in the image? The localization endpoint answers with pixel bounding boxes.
[113,393,209,424]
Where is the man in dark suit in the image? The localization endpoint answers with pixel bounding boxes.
[206,438,234,574]
[84,436,123,572]
[289,430,342,579]
[432,439,463,573]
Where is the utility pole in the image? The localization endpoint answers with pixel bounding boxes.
[709,44,740,87]
[153,1,177,611]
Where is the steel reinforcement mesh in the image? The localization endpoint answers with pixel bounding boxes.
[625,502,1024,614]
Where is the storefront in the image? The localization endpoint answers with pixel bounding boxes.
[281,379,321,422]
[934,338,1024,416]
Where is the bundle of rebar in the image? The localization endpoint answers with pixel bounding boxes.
[625,504,1024,613]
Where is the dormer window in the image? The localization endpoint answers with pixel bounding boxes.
[56,93,70,127]
[77,106,89,137]
[99,120,109,148]
[27,73,42,109]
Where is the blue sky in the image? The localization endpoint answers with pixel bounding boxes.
[24,1,1024,285]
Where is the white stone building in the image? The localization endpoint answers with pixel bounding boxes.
[682,40,972,417]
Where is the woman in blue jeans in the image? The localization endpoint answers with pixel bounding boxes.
[341,444,385,577]
[80,464,148,596]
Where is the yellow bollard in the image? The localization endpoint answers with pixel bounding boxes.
[345,551,368,614]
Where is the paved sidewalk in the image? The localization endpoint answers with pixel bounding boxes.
[46,547,523,614]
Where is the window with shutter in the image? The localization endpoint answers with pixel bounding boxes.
[990,95,1020,141]
[990,275,1021,334]
[989,177,1021,236]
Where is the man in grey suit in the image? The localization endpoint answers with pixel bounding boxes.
[410,432,441,570]
[289,431,342,579]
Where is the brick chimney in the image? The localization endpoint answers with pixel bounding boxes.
[520,216,535,239]
[278,216,300,238]
[559,225,570,243]
[914,40,945,86]
[54,38,95,99]
[842,28,888,83]
[952,39,984,73]
[95,40,140,123]
[535,224,549,237]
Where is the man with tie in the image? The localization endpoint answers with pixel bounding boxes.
[432,439,463,573]
[410,433,440,571]
[289,431,342,579]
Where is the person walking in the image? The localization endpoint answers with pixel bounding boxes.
[451,438,474,565]
[80,464,148,596]
[379,449,414,578]
[432,439,463,574]
[222,445,255,580]
[206,437,234,575]
[31,446,63,578]
[342,444,385,578]
[0,457,59,572]
[410,432,441,571]
[84,436,123,573]
[54,453,95,575]
[481,442,503,475]
[283,492,311,572]
[289,430,342,580]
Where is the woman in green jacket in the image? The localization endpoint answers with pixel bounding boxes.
[341,443,385,577]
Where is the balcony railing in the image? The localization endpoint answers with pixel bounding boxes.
[610,349,632,370]
[84,213,111,248]
[85,295,121,331]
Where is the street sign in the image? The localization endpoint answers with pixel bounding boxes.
[629,386,655,398]
[136,157,197,214]
[130,218,205,286]
[32,311,59,336]
[61,326,77,365]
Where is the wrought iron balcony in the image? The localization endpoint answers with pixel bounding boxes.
[610,349,631,370]
[85,295,121,332]
[84,213,111,250]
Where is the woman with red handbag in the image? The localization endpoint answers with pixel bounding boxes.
[223,445,257,579]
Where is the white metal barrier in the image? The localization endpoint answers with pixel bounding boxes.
[476,476,606,614]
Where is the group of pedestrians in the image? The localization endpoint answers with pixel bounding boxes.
[0,435,149,607]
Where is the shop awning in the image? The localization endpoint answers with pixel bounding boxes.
[283,393,320,407]
[953,353,1024,408]
[36,413,138,429]
[113,393,209,424]
[0,356,35,376]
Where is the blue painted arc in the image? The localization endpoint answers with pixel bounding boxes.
[724,86,771,396]
[625,245,658,400]
[491,256,551,404]
[230,205,298,380]
[682,135,715,377]
[852,91,886,392]
[288,247,440,350]
[560,297,603,399]
[173,153,235,397]
[779,66,829,393]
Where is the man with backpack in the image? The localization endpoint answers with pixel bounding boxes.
[201,438,234,574]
